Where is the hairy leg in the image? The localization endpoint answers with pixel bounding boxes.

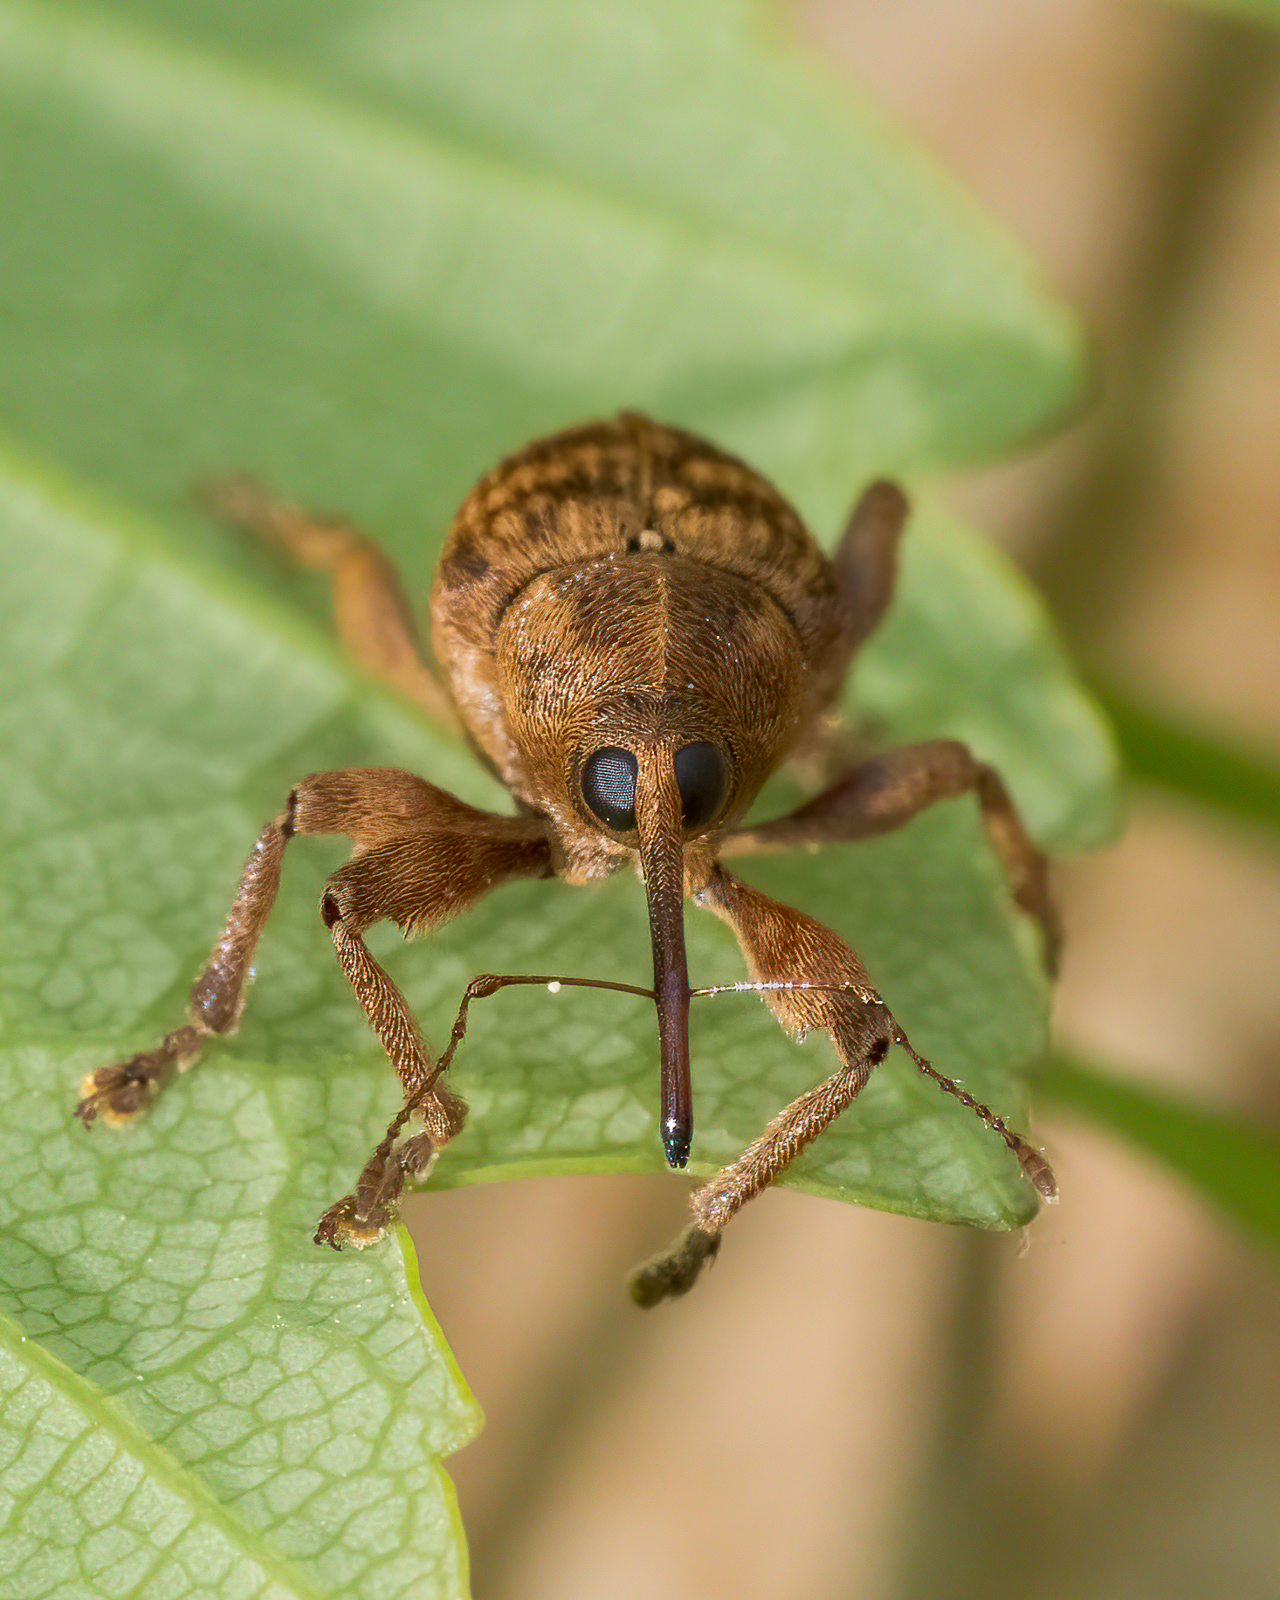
[76,802,293,1125]
[830,478,909,658]
[721,738,1059,972]
[629,866,1054,1306]
[304,775,552,1244]
[77,766,548,1139]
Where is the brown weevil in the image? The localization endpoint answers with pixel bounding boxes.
[77,413,1058,1305]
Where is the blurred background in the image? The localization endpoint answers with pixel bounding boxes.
[406,3,1280,1596]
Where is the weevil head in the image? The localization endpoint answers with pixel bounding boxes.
[494,552,804,872]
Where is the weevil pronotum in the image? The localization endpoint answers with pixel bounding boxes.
[77,413,1058,1305]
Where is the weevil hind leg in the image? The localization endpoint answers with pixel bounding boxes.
[785,480,909,782]
[830,478,910,659]
[722,738,1060,974]
[199,475,462,733]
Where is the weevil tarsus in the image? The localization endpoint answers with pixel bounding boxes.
[81,414,1057,1298]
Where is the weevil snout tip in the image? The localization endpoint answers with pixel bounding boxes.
[662,1115,691,1169]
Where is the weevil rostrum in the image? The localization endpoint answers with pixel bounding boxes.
[77,413,1058,1305]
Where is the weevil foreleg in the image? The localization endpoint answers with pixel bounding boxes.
[76,804,292,1125]
[303,774,552,1245]
[721,739,1059,973]
[628,866,1054,1306]
[77,768,415,1123]
[78,768,550,1175]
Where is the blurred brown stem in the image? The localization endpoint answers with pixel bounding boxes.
[1030,18,1280,647]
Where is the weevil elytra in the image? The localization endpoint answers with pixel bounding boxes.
[77,413,1058,1305]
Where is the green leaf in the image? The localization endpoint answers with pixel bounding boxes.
[0,0,1110,1587]
[0,1308,310,1600]
[0,0,1080,540]
[0,1032,478,1600]
[1046,1058,1280,1251]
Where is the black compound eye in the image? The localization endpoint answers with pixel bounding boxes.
[674,742,726,830]
[581,747,639,831]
